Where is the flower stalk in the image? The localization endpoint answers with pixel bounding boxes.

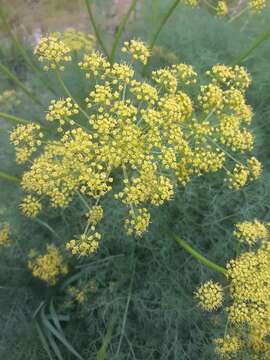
[173,234,227,276]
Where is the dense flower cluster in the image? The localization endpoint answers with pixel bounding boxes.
[10,37,261,256]
[28,245,68,285]
[195,220,270,358]
[34,34,72,71]
[195,280,223,311]
[0,223,10,246]
[121,39,150,64]
[10,123,43,164]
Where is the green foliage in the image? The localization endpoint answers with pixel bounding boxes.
[0,2,270,359]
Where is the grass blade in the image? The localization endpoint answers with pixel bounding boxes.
[34,320,54,360]
[45,328,64,360]
[49,299,64,335]
[0,62,43,106]
[41,307,84,360]
[230,29,270,66]
[97,317,115,360]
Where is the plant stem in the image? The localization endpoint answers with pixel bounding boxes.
[143,0,181,75]
[227,5,249,24]
[55,68,89,120]
[110,0,138,63]
[230,29,270,66]
[0,111,31,125]
[84,0,110,59]
[0,62,43,106]
[173,235,227,276]
[0,170,20,184]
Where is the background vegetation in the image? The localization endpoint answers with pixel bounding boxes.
[0,1,270,359]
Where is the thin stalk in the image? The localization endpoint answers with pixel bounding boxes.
[0,7,57,95]
[55,69,89,120]
[143,0,181,75]
[227,5,249,24]
[0,170,20,184]
[230,29,270,66]
[84,0,110,59]
[0,111,31,125]
[173,235,227,276]
[0,62,43,106]
[110,0,138,63]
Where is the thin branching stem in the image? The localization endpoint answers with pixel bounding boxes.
[84,0,110,59]
[143,0,181,75]
[173,235,227,276]
[0,170,20,184]
[110,0,138,63]
[230,29,270,66]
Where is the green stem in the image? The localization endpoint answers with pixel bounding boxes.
[55,68,89,120]
[110,0,138,63]
[0,170,20,184]
[230,29,270,66]
[143,0,181,75]
[0,62,43,106]
[173,235,227,276]
[84,0,110,59]
[227,5,249,24]
[0,7,57,95]
[0,111,31,125]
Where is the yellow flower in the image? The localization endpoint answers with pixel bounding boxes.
[34,35,72,71]
[121,39,150,65]
[20,195,42,218]
[28,245,68,285]
[195,280,223,311]
[234,219,268,246]
[216,1,228,17]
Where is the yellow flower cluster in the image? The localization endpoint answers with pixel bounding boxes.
[172,63,197,85]
[86,205,104,226]
[11,37,261,255]
[28,245,68,285]
[234,219,268,245]
[10,123,43,164]
[250,0,267,11]
[20,195,42,217]
[0,89,20,110]
[46,97,79,129]
[52,28,95,53]
[196,220,270,358]
[226,157,262,190]
[121,39,150,64]
[195,280,223,311]
[216,1,228,16]
[214,335,242,357]
[125,208,151,237]
[0,223,10,246]
[34,35,72,71]
[66,232,101,256]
